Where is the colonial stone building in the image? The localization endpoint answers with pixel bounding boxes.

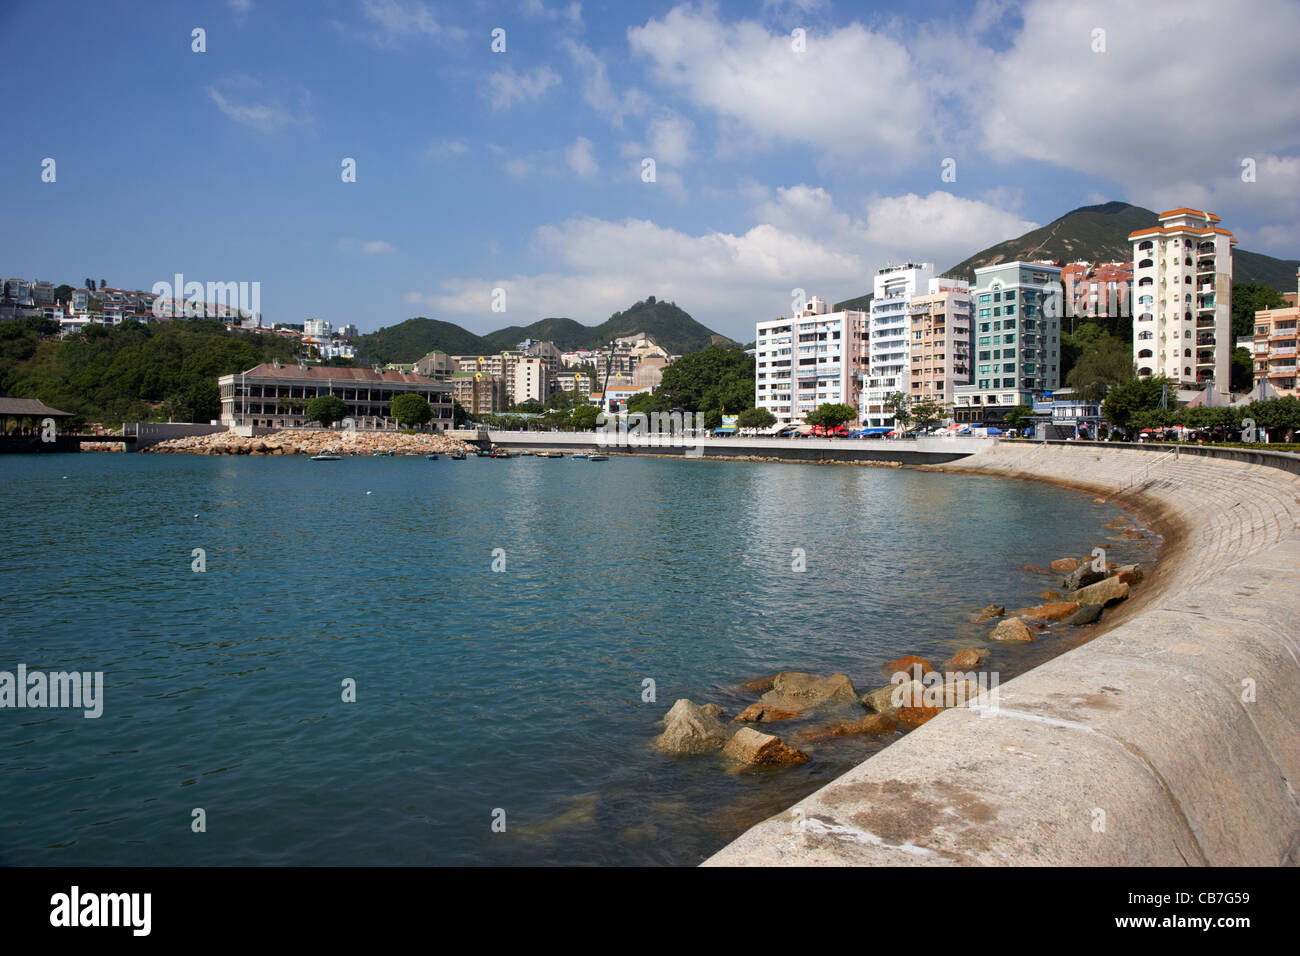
[218,362,453,430]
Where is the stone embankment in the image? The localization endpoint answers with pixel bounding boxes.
[706,441,1300,866]
[143,428,474,456]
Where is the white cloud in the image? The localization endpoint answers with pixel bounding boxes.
[979,0,1300,192]
[405,188,1035,340]
[339,239,397,255]
[503,157,535,179]
[228,0,252,13]
[522,0,582,25]
[642,110,694,167]
[206,77,312,133]
[565,136,599,179]
[629,6,935,167]
[425,139,469,159]
[561,39,649,126]
[356,0,466,46]
[483,65,561,111]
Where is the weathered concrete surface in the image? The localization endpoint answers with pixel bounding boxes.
[705,441,1300,866]
[482,431,995,464]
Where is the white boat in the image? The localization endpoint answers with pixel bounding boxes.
[311,454,341,461]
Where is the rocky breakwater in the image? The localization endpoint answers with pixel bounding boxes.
[986,551,1147,642]
[143,429,476,457]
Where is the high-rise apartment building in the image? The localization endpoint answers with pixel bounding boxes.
[861,263,934,428]
[907,277,972,408]
[1129,208,1234,394]
[754,295,869,424]
[953,261,1063,424]
[1252,271,1299,397]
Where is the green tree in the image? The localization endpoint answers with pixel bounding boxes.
[1231,283,1285,341]
[1230,346,1255,394]
[545,389,576,411]
[452,401,469,427]
[182,381,221,423]
[391,393,433,428]
[158,394,191,423]
[910,397,944,431]
[1065,329,1135,401]
[509,400,545,414]
[1003,405,1033,432]
[625,389,671,415]
[1102,376,1173,430]
[306,394,348,427]
[570,404,601,430]
[883,392,911,430]
[657,345,755,414]
[737,406,777,429]
[806,403,856,431]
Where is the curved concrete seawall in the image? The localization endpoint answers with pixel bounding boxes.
[705,441,1300,866]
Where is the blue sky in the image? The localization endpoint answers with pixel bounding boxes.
[3,0,1298,343]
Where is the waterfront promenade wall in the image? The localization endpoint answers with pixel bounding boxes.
[478,430,996,464]
[705,440,1300,866]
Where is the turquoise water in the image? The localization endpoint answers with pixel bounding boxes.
[0,453,1144,865]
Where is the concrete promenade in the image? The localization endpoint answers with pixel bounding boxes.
[705,440,1300,866]
[472,430,996,465]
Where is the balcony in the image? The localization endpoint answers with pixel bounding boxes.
[1268,365,1297,376]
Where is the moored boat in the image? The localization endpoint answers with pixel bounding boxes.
[310,454,341,461]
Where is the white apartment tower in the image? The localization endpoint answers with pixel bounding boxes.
[754,295,869,424]
[1129,208,1234,395]
[861,263,934,428]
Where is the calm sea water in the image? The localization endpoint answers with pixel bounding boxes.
[0,452,1147,865]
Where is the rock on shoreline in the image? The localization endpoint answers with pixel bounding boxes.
[142,428,475,457]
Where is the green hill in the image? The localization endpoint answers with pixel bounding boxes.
[944,201,1154,278]
[485,298,733,354]
[830,202,1299,310]
[354,318,493,365]
[480,317,593,352]
[357,298,735,364]
[944,201,1299,291]
[832,293,873,312]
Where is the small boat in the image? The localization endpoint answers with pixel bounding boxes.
[587,454,609,461]
[490,449,513,458]
[540,451,564,458]
[518,450,534,456]
[426,453,439,460]
[311,454,341,461]
[571,453,589,460]
[450,452,466,460]
[475,449,492,457]
[372,450,394,457]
